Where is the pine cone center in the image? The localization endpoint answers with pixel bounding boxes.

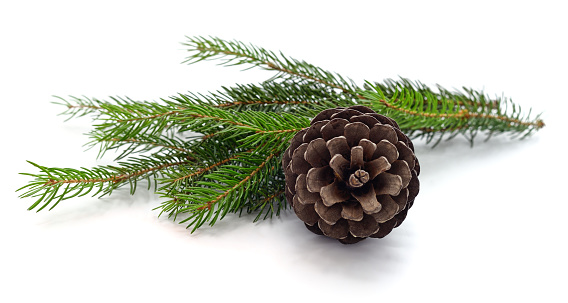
[348,169,369,188]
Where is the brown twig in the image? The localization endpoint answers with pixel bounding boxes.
[200,45,544,129]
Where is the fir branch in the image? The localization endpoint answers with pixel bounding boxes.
[183,37,543,142]
[18,153,189,211]
[163,104,310,153]
[159,148,284,231]
[170,81,357,118]
[360,80,543,144]
[202,81,351,110]
[249,188,286,222]
[53,96,105,121]
[163,149,253,187]
[197,151,278,211]
[43,161,184,186]
[183,36,357,93]
[365,78,544,130]
[57,94,311,147]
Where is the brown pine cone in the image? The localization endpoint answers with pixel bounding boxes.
[282,106,420,244]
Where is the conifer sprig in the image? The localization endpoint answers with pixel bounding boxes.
[18,153,190,212]
[183,36,358,93]
[17,36,545,231]
[165,148,283,231]
[361,79,543,145]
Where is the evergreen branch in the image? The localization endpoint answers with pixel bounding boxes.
[54,96,143,121]
[53,96,105,121]
[58,96,309,145]
[197,151,278,211]
[361,80,543,144]
[170,81,357,115]
[183,37,543,134]
[154,132,287,230]
[43,161,185,186]
[54,96,180,142]
[164,148,283,231]
[154,134,253,219]
[54,82,343,150]
[183,36,357,93]
[201,132,217,141]
[206,82,345,109]
[368,78,544,129]
[18,154,188,211]
[358,80,472,120]
[168,104,310,144]
[168,149,252,185]
[249,188,286,222]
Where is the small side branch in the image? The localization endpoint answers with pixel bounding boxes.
[44,161,188,186]
[197,151,278,211]
[264,62,350,93]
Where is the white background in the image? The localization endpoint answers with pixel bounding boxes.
[1,1,566,302]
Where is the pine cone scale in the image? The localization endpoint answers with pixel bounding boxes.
[295,174,319,204]
[369,124,398,144]
[290,143,310,175]
[349,146,364,170]
[303,120,327,143]
[359,139,376,161]
[320,180,350,206]
[374,173,403,196]
[314,200,342,225]
[364,156,391,179]
[344,122,370,147]
[326,136,350,159]
[304,138,331,167]
[375,140,399,163]
[320,118,349,141]
[348,215,380,238]
[340,201,364,221]
[351,115,381,128]
[329,154,350,181]
[395,141,416,170]
[389,160,412,187]
[318,218,349,239]
[392,189,409,211]
[292,195,319,226]
[351,184,381,214]
[305,166,334,193]
[372,196,399,223]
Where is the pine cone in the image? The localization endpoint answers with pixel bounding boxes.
[282,106,420,244]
